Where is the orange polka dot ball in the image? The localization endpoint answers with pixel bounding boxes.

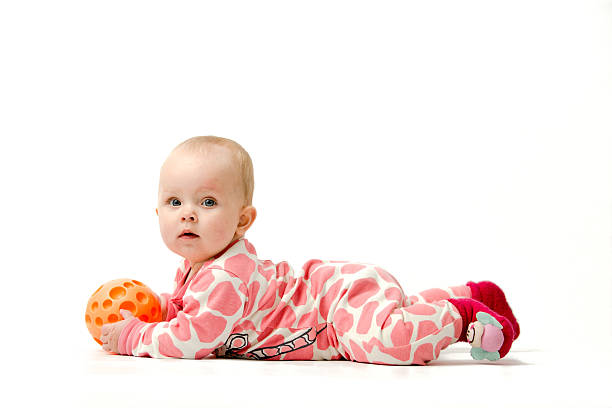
[85,278,162,345]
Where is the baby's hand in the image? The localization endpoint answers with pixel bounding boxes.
[100,309,136,354]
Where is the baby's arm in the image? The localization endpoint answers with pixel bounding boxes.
[118,268,247,359]
[156,293,169,321]
[156,262,185,321]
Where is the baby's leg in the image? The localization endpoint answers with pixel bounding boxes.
[408,281,520,340]
[406,285,472,306]
[328,267,463,365]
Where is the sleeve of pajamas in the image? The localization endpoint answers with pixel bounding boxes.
[158,292,179,321]
[117,267,247,359]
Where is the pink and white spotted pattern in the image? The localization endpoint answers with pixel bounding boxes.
[119,238,472,365]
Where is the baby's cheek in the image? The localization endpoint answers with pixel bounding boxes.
[161,222,174,239]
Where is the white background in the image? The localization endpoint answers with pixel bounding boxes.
[1,0,610,406]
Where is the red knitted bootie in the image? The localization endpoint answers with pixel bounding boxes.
[467,281,520,339]
[448,298,515,360]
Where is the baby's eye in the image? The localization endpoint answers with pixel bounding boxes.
[202,198,216,207]
[169,198,181,207]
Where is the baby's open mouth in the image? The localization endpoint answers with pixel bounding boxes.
[180,232,199,238]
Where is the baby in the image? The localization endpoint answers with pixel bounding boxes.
[100,136,520,365]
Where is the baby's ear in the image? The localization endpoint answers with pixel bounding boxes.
[237,206,257,234]
[155,208,159,216]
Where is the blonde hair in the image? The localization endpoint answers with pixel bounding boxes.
[171,136,254,207]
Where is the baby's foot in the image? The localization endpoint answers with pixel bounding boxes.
[448,298,515,360]
[467,281,520,339]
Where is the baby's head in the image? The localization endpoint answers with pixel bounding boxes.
[156,136,257,266]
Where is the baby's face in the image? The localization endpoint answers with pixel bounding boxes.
[156,146,246,265]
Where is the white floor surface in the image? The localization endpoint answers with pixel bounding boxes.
[27,344,608,407]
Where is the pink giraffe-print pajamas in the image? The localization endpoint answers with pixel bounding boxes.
[118,238,471,365]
